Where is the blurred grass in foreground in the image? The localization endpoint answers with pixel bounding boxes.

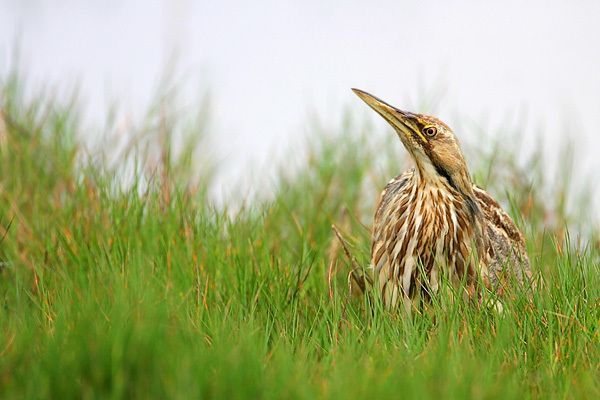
[0,71,598,399]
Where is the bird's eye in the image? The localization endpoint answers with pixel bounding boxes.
[423,126,437,137]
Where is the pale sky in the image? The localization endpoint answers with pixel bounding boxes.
[2,0,599,216]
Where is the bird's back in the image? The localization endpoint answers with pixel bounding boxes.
[473,186,531,288]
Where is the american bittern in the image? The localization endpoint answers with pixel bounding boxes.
[352,89,531,310]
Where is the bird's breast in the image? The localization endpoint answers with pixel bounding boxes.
[372,180,477,306]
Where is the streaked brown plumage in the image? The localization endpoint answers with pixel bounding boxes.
[352,88,530,310]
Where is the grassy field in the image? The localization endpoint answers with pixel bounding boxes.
[0,73,598,399]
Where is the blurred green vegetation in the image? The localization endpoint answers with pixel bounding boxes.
[0,71,598,399]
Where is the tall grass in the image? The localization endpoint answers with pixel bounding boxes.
[0,72,598,399]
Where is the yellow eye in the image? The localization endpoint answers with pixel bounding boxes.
[423,126,437,137]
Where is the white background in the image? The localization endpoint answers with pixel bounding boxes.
[2,0,599,218]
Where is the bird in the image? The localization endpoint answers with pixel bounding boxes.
[352,88,531,311]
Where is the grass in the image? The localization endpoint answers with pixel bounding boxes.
[0,72,598,399]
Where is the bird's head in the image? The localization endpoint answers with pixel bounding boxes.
[352,88,474,198]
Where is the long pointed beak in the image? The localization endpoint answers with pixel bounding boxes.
[351,88,427,143]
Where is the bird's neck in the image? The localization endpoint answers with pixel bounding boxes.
[414,162,480,223]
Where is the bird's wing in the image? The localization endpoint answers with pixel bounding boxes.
[472,185,531,284]
[472,186,525,248]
